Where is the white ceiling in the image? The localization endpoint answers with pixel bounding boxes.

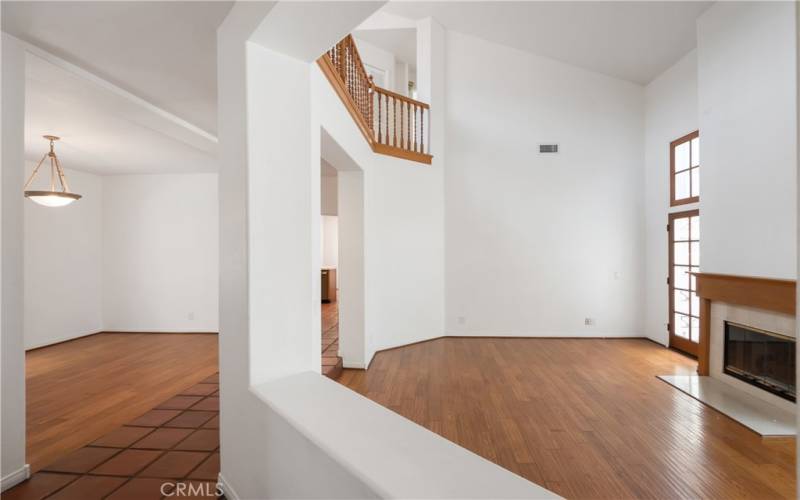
[4,0,713,178]
[25,51,218,175]
[2,1,233,135]
[381,1,713,84]
[354,28,417,67]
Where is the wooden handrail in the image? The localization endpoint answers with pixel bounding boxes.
[373,86,429,109]
[318,35,432,165]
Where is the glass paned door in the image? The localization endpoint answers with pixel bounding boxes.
[669,210,700,356]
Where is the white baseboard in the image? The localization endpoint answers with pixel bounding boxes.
[26,330,104,350]
[103,330,219,334]
[443,331,645,338]
[365,350,375,369]
[217,472,239,500]
[342,350,376,370]
[1,464,30,492]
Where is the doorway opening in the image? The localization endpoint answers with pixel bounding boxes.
[321,160,342,378]
[319,128,366,376]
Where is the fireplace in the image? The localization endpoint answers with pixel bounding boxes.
[724,321,796,402]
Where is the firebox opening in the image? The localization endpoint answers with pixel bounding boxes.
[723,321,796,403]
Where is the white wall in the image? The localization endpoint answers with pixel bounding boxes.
[698,1,797,280]
[394,60,409,97]
[102,173,219,332]
[337,169,366,367]
[24,166,103,349]
[354,37,396,91]
[643,50,698,345]
[321,215,338,269]
[313,59,445,362]
[321,171,337,215]
[444,30,646,337]
[321,169,338,269]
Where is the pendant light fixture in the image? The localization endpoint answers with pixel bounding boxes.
[23,135,82,207]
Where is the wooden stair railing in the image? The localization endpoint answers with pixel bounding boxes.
[318,35,433,165]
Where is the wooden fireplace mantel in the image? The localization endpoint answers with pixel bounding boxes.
[693,272,796,376]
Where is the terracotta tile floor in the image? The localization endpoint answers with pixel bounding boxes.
[321,301,342,378]
[3,374,221,500]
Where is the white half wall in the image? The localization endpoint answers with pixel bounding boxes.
[698,1,797,280]
[102,173,219,332]
[24,166,103,349]
[643,50,698,345]
[444,30,646,337]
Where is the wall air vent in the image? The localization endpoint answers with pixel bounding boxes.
[539,144,558,153]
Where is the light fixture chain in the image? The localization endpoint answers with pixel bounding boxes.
[50,157,57,191]
[53,155,71,193]
[23,152,49,191]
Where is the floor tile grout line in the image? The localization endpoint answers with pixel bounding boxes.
[180,449,221,482]
[101,476,134,500]
[37,472,82,500]
[41,446,126,475]
[20,373,221,499]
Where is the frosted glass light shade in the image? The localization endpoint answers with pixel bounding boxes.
[24,190,81,207]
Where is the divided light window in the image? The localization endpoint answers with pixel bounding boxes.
[670,131,700,206]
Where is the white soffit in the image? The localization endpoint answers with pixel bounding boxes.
[381,1,713,84]
[2,0,233,135]
[25,48,218,175]
[321,128,361,173]
[354,28,417,66]
[321,159,338,177]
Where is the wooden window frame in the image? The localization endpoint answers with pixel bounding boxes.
[670,130,700,207]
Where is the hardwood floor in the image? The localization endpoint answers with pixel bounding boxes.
[25,333,218,473]
[338,337,796,499]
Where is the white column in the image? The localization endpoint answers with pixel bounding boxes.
[1,33,28,490]
[416,17,446,162]
[247,42,320,383]
[415,17,447,337]
[216,2,277,494]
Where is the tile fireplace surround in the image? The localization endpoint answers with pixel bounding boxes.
[695,273,796,412]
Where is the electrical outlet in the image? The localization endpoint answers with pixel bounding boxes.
[188,312,195,321]
[457,316,466,326]
[584,317,594,326]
